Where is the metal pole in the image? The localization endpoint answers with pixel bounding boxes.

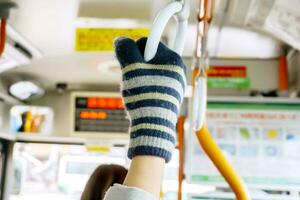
[0,140,14,200]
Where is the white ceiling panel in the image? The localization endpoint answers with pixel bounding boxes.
[3,0,293,91]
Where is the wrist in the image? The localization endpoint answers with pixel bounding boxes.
[128,121,176,162]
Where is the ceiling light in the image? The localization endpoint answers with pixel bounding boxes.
[9,81,44,100]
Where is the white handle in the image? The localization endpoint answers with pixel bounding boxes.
[144,1,189,61]
[174,19,188,55]
[192,76,207,131]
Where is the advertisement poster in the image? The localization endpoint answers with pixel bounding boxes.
[188,192,298,200]
[186,102,300,189]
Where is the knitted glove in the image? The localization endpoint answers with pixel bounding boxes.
[114,37,186,163]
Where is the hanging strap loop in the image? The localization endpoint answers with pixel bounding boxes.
[144,0,189,61]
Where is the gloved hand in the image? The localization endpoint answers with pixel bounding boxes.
[114,37,186,162]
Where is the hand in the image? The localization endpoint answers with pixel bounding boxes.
[115,37,187,162]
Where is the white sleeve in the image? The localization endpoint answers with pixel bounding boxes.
[103,184,157,200]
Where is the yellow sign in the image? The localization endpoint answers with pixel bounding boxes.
[76,28,150,51]
[86,145,111,152]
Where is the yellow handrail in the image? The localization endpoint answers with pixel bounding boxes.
[195,125,251,200]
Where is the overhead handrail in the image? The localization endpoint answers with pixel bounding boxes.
[144,0,190,61]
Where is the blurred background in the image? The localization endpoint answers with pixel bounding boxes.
[0,0,299,200]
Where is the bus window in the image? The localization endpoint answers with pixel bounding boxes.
[10,143,127,200]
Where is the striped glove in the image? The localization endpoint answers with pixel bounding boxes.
[114,37,186,163]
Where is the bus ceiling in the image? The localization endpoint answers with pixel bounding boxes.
[0,0,299,95]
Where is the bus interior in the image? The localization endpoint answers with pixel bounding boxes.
[0,0,300,200]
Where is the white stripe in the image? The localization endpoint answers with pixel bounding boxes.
[128,107,178,123]
[123,76,184,98]
[130,123,175,136]
[124,93,180,108]
[122,63,185,77]
[130,136,175,151]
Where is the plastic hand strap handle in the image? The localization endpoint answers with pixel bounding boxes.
[193,74,207,130]
[144,0,189,61]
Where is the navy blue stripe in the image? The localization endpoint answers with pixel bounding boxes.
[132,117,176,131]
[130,129,176,144]
[128,146,172,162]
[123,68,185,89]
[126,99,178,114]
[122,86,181,103]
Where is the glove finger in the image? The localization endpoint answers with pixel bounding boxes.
[136,37,185,67]
[135,37,147,57]
[114,37,144,68]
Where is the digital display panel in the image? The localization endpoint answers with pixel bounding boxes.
[74,97,129,133]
